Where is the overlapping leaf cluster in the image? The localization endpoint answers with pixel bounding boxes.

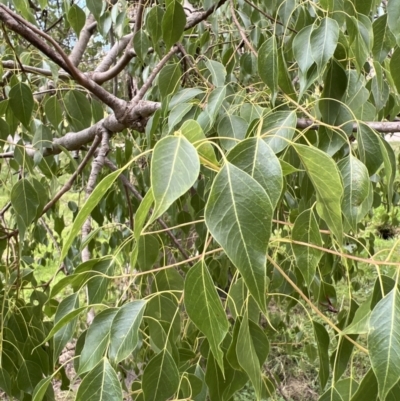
[2,0,400,400]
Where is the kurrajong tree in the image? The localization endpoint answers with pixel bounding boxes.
[1,0,400,400]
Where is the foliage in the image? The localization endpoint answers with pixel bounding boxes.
[1,0,400,400]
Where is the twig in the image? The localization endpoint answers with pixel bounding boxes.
[229,0,257,56]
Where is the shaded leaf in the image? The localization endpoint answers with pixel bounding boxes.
[8,82,34,128]
[258,36,278,104]
[313,321,330,389]
[162,1,186,49]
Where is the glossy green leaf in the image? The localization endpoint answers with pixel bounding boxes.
[87,258,114,305]
[293,25,313,76]
[292,209,323,285]
[236,312,263,399]
[32,377,52,401]
[294,144,343,244]
[205,162,272,311]
[134,189,154,240]
[258,36,278,104]
[64,90,92,131]
[44,95,63,129]
[109,300,146,364]
[133,30,150,63]
[142,349,179,401]
[261,110,297,154]
[205,59,226,87]
[137,234,159,271]
[76,359,122,401]
[184,260,229,371]
[68,5,86,37]
[86,0,103,20]
[53,293,79,360]
[313,320,330,389]
[158,63,181,99]
[150,135,200,223]
[387,0,400,45]
[180,119,218,166]
[356,125,383,176]
[218,114,248,151]
[310,17,339,73]
[79,308,118,374]
[8,82,34,128]
[162,1,186,49]
[350,368,378,401]
[373,14,396,63]
[10,179,39,239]
[146,6,164,45]
[338,155,370,232]
[368,288,400,400]
[227,137,283,209]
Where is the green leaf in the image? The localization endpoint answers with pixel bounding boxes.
[33,123,53,153]
[146,6,164,45]
[137,234,159,271]
[109,300,146,364]
[53,293,79,360]
[204,59,226,87]
[32,377,52,401]
[356,125,383,176]
[236,312,262,399]
[87,258,114,304]
[76,359,122,401]
[8,82,34,128]
[227,137,283,210]
[44,95,63,129]
[313,320,330,389]
[294,144,344,244]
[292,209,323,286]
[169,88,204,109]
[388,0,400,45]
[86,0,103,21]
[368,288,400,400]
[261,110,297,154]
[168,103,193,133]
[205,162,272,311]
[197,86,226,132]
[134,189,154,240]
[133,30,150,63]
[311,17,339,73]
[338,155,370,232]
[142,349,179,401]
[17,361,43,394]
[218,114,248,151]
[293,25,314,76]
[258,36,278,104]
[11,179,39,239]
[68,4,86,37]
[180,119,218,167]
[150,135,200,223]
[162,1,186,49]
[379,138,396,207]
[64,90,92,131]
[372,14,396,63]
[390,47,400,94]
[319,378,358,401]
[158,63,182,99]
[350,368,378,401]
[184,260,229,372]
[0,368,12,397]
[79,308,118,374]
[61,169,122,261]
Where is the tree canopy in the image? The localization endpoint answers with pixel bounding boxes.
[1,0,400,400]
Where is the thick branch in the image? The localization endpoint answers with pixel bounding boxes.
[296,118,400,133]
[69,14,97,67]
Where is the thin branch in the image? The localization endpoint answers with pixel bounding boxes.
[41,135,102,215]
[185,0,229,29]
[242,0,297,34]
[133,0,145,37]
[229,0,257,56]
[133,46,179,102]
[2,60,71,79]
[104,158,193,264]
[69,14,97,67]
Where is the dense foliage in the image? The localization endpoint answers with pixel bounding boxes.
[1,0,400,399]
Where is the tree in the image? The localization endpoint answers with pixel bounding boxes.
[1,0,400,399]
